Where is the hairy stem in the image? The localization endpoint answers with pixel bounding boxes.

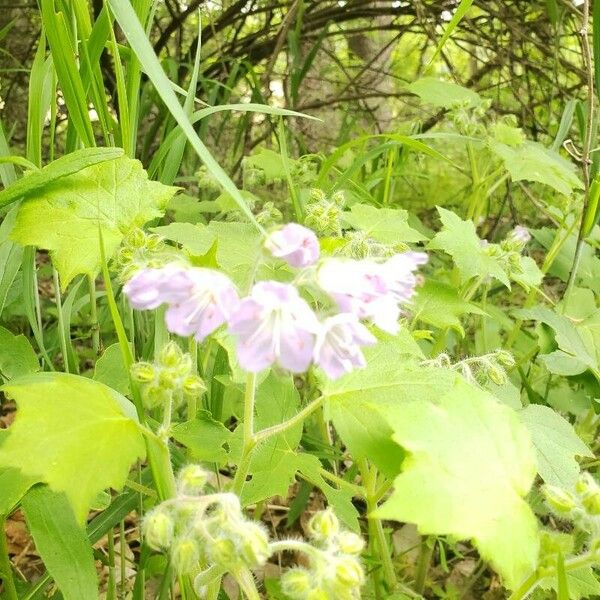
[564,0,594,302]
[232,372,258,496]
[509,551,600,600]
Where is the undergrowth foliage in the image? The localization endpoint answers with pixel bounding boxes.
[1,1,600,599]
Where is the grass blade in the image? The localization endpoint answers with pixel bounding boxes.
[107,0,263,232]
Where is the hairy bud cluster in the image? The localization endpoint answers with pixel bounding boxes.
[196,165,222,194]
[115,229,179,282]
[144,474,364,599]
[131,342,205,411]
[424,350,515,388]
[256,201,283,226]
[305,188,345,236]
[281,510,365,600]
[544,472,600,542]
[143,467,270,581]
[449,98,491,136]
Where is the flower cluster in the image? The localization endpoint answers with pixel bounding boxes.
[124,223,427,379]
[115,229,180,282]
[144,466,365,599]
[483,225,532,282]
[143,465,270,583]
[305,188,345,236]
[131,342,205,411]
[281,510,365,600]
[544,473,600,541]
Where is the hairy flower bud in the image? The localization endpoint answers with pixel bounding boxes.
[544,485,576,513]
[143,509,174,550]
[333,556,364,588]
[336,531,365,555]
[182,375,206,398]
[281,568,313,599]
[208,536,238,567]
[582,491,600,516]
[131,361,156,384]
[172,537,200,574]
[495,350,516,368]
[177,465,208,496]
[239,522,270,567]
[308,509,340,542]
[486,364,507,386]
[159,341,185,369]
[576,473,599,496]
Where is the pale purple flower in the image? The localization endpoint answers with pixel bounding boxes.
[509,225,531,245]
[264,223,320,268]
[123,265,192,310]
[165,269,239,342]
[317,252,427,334]
[314,313,376,379]
[228,281,319,373]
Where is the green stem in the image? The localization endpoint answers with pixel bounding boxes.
[232,372,258,496]
[235,567,261,600]
[254,395,325,444]
[187,338,198,420]
[107,527,117,600]
[0,518,19,600]
[53,268,70,373]
[414,537,435,595]
[99,233,176,500]
[88,275,100,355]
[359,459,396,590]
[509,551,600,600]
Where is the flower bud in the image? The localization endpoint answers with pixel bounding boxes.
[217,493,242,517]
[143,509,174,550]
[208,536,238,567]
[172,537,200,574]
[487,364,506,386]
[126,228,148,249]
[145,234,165,251]
[334,556,364,587]
[336,531,365,555]
[177,465,208,496]
[544,485,576,513]
[308,509,340,542]
[281,568,312,599]
[158,368,178,389]
[576,473,599,496]
[239,522,270,567]
[495,350,516,368]
[143,384,168,409]
[159,341,185,369]
[183,375,206,398]
[131,361,156,384]
[582,491,600,515]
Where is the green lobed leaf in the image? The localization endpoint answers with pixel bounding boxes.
[490,141,583,196]
[374,379,539,589]
[0,325,39,380]
[0,372,146,522]
[428,207,510,286]
[341,204,426,244]
[519,404,592,488]
[93,343,130,396]
[172,411,233,463]
[408,78,481,109]
[323,343,454,477]
[10,155,177,288]
[21,486,98,600]
[412,279,485,335]
[0,148,124,209]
